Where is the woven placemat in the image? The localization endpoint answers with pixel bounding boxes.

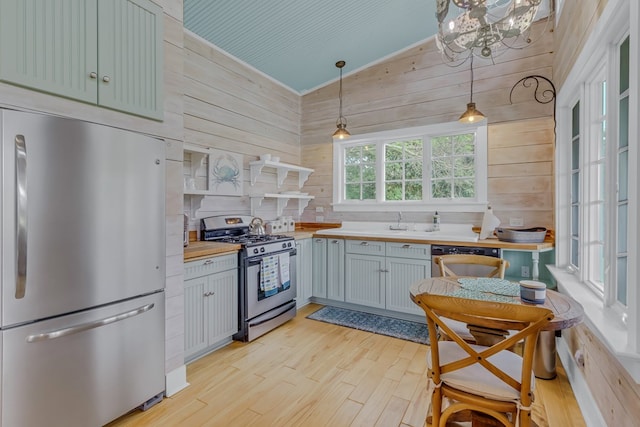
[457,277,520,296]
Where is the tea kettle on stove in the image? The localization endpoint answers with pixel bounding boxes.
[249,217,265,236]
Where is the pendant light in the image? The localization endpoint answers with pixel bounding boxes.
[332,60,350,139]
[459,55,486,123]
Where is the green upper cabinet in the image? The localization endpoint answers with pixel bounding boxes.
[0,0,163,120]
[97,0,163,120]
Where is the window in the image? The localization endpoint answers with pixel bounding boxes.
[333,122,487,212]
[554,0,639,370]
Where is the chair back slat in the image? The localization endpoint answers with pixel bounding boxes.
[435,254,510,279]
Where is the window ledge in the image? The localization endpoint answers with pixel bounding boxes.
[548,265,640,383]
[332,201,487,213]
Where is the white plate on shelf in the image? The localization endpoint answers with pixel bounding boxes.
[280,191,307,195]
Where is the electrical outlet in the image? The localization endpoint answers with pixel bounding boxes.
[510,217,524,227]
[521,266,530,278]
[316,216,324,222]
[315,206,324,213]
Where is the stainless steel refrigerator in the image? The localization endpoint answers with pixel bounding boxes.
[0,109,166,426]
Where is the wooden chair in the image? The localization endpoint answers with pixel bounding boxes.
[435,255,511,343]
[435,254,510,279]
[414,294,553,427]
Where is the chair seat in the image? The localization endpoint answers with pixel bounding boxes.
[427,342,534,401]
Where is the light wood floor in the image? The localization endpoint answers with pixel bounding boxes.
[108,304,586,427]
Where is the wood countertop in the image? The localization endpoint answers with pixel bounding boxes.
[184,241,241,262]
[311,230,554,251]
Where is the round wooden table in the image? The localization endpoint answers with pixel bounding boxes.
[409,276,584,379]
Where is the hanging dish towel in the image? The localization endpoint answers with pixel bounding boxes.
[260,255,279,296]
[279,252,291,290]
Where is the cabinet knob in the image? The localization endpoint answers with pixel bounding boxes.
[402,244,411,249]
[89,72,97,79]
[331,240,339,244]
[203,259,213,265]
[359,241,369,246]
[102,75,111,83]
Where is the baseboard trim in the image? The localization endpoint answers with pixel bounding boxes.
[556,338,606,427]
[165,364,189,397]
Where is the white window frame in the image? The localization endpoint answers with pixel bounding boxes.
[332,121,488,213]
[552,0,640,380]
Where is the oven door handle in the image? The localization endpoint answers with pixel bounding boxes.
[248,301,296,327]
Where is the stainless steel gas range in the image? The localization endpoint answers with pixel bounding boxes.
[201,215,297,342]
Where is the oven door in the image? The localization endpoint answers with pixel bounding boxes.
[245,248,297,320]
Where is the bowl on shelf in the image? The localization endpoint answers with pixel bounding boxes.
[271,156,280,162]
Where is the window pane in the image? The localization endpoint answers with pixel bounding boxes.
[571,205,579,237]
[453,134,475,155]
[572,102,580,137]
[619,96,629,148]
[346,165,360,183]
[454,179,475,198]
[405,140,423,159]
[433,157,453,178]
[385,143,403,161]
[432,136,452,157]
[345,183,361,200]
[571,239,579,267]
[362,146,376,163]
[454,156,474,177]
[571,172,579,203]
[345,147,361,164]
[406,182,422,200]
[618,150,628,201]
[385,163,402,180]
[617,256,627,305]
[385,182,402,200]
[362,183,376,199]
[618,204,628,253]
[432,179,451,198]
[620,36,630,94]
[362,164,376,182]
[572,139,580,169]
[405,161,422,179]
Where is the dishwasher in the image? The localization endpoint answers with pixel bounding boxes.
[431,245,501,277]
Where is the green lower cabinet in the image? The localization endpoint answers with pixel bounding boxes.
[386,256,430,316]
[345,253,386,309]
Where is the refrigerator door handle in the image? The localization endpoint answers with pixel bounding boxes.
[15,134,27,299]
[25,303,155,343]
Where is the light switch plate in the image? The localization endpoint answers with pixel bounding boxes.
[316,206,324,213]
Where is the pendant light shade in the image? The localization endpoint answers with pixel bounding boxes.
[332,60,350,139]
[459,56,485,123]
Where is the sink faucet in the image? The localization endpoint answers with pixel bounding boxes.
[389,211,408,231]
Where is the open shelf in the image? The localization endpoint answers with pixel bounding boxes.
[249,160,314,189]
[250,193,315,217]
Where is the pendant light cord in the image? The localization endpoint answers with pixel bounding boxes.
[470,55,474,103]
[339,67,344,118]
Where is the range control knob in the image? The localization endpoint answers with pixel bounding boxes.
[253,248,259,254]
[260,247,265,253]
[282,243,287,249]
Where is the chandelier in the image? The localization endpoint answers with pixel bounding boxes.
[435,0,544,61]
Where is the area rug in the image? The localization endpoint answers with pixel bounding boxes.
[307,306,430,345]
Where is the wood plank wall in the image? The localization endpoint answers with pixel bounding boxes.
[553,0,640,425]
[182,32,304,225]
[553,0,610,89]
[300,20,556,229]
[0,0,187,376]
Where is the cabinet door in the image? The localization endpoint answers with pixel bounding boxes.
[295,239,313,307]
[0,0,98,103]
[386,257,430,316]
[97,0,163,119]
[206,268,238,345]
[184,276,208,360]
[345,254,385,309]
[312,238,327,298]
[327,238,345,301]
